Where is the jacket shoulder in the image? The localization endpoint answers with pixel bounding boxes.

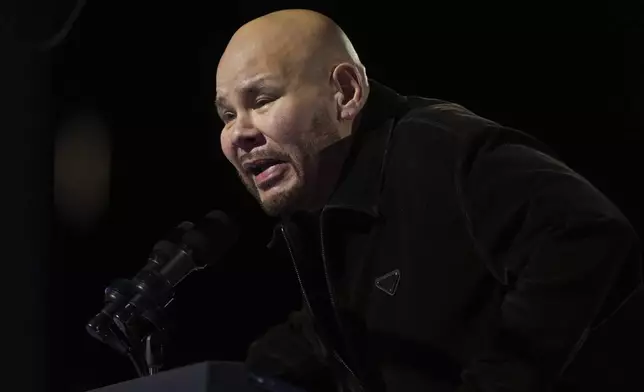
[401,97,499,131]
[392,96,561,168]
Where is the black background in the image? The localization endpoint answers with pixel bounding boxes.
[2,1,643,391]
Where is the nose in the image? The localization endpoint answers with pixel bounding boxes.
[230,113,264,152]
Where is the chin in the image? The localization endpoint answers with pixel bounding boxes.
[259,196,292,217]
[258,177,304,217]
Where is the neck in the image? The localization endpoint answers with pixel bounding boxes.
[281,135,353,219]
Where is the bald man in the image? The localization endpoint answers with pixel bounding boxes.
[216,9,643,392]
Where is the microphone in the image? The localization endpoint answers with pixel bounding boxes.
[87,210,239,347]
[86,220,195,350]
[102,220,196,313]
[115,210,239,324]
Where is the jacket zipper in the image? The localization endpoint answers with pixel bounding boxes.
[319,213,364,392]
[280,226,314,314]
[280,224,364,392]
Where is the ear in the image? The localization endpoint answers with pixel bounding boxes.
[331,63,365,121]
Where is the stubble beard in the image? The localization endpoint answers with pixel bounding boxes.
[239,108,339,217]
[237,161,306,217]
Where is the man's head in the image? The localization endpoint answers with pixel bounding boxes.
[216,9,369,217]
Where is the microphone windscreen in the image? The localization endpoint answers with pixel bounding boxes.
[182,210,239,267]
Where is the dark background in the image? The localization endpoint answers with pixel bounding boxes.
[1,1,642,391]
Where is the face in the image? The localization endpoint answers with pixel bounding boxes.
[216,68,344,217]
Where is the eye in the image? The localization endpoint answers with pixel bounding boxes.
[254,96,274,108]
[221,111,236,123]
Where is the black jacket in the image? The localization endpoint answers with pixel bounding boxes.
[245,81,643,392]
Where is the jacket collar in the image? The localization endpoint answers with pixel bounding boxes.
[323,80,407,217]
[268,80,407,247]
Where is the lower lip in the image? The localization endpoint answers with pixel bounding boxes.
[253,163,289,189]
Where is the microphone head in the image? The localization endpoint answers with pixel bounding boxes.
[181,210,239,267]
[148,220,196,270]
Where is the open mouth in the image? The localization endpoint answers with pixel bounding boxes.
[244,159,286,177]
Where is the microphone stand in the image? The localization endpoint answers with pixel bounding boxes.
[120,312,168,377]
[87,277,173,377]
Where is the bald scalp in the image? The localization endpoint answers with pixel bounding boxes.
[217,9,365,88]
[256,10,362,78]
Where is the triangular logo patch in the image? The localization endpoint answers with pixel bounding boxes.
[375,269,401,296]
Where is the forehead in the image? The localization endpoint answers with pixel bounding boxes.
[216,35,306,100]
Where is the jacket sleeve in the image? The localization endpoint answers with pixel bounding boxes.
[457,142,642,392]
[245,308,338,392]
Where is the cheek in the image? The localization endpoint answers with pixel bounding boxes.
[219,128,235,164]
[262,104,310,144]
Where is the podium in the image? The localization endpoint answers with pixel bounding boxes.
[88,361,306,392]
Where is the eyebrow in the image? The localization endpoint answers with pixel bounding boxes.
[215,74,280,110]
